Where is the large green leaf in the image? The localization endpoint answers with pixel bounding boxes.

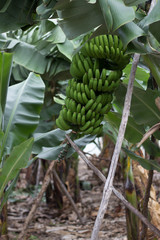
[105,112,160,156]
[123,148,160,172]
[33,129,68,154]
[122,61,149,89]
[0,138,33,199]
[106,0,135,32]
[55,0,135,39]
[115,84,160,125]
[0,52,13,114]
[117,22,146,48]
[0,21,71,76]
[35,133,95,160]
[142,54,160,88]
[140,1,160,42]
[2,73,45,155]
[0,0,37,33]
[55,0,105,39]
[123,0,146,6]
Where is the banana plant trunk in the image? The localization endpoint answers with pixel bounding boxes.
[122,156,139,240]
[0,203,8,240]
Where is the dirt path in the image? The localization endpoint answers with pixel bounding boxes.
[8,158,127,240]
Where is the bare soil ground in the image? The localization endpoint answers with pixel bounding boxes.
[8,158,127,240]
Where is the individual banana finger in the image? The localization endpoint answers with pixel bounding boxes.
[72,112,77,125]
[77,113,82,125]
[84,84,90,98]
[59,116,71,130]
[98,79,103,91]
[80,121,91,131]
[92,78,98,92]
[92,125,103,135]
[81,115,86,125]
[83,72,89,85]
[83,126,94,135]
[82,92,89,104]
[100,103,112,114]
[85,99,94,111]
[77,103,81,113]
[67,109,72,122]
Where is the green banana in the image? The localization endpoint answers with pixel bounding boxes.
[77,113,81,125]
[95,103,102,113]
[72,112,77,125]
[81,115,86,125]
[59,115,71,130]
[88,69,93,80]
[100,103,112,114]
[83,126,94,135]
[77,103,81,113]
[92,125,103,135]
[85,99,94,111]
[84,84,90,98]
[77,60,86,75]
[89,78,94,89]
[77,92,84,104]
[92,78,98,92]
[90,89,96,100]
[82,92,88,104]
[108,34,113,47]
[98,79,102,91]
[83,72,88,85]
[81,106,86,116]
[95,69,100,79]
[67,109,72,122]
[80,121,91,131]
[94,117,103,128]
[86,109,92,120]
[93,59,100,72]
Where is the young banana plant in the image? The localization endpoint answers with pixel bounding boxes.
[0,51,45,237]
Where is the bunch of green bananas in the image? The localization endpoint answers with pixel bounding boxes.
[56,34,130,135]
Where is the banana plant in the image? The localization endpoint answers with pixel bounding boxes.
[0,51,45,237]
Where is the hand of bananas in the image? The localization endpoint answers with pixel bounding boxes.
[56,34,130,136]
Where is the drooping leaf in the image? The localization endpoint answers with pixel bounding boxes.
[142,54,160,88]
[36,0,57,20]
[0,138,33,199]
[115,84,160,125]
[122,61,149,89]
[140,1,160,42]
[33,129,68,154]
[55,0,105,39]
[107,0,135,32]
[123,148,160,172]
[2,73,45,155]
[35,132,95,161]
[55,0,136,40]
[117,22,146,48]
[0,52,13,114]
[98,0,113,32]
[104,112,160,156]
[123,0,147,6]
[0,0,37,33]
[0,0,12,13]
